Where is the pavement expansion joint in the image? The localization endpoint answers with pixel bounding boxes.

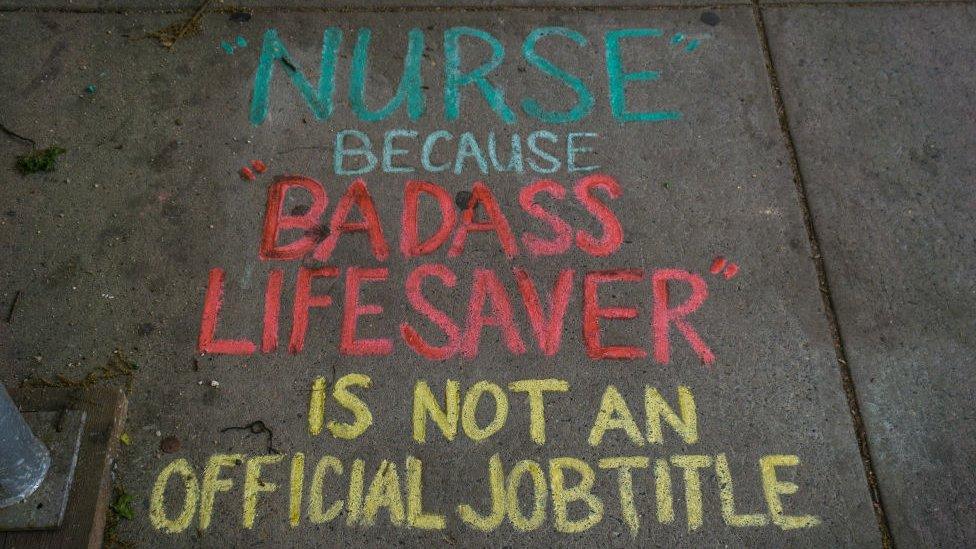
[750,2,895,545]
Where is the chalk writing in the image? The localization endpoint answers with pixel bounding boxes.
[148,16,829,544]
[249,27,695,125]
[199,175,715,364]
[149,377,821,535]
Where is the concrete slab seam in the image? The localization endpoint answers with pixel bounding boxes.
[761,0,976,7]
[750,2,895,548]
[0,4,744,15]
[1,0,975,14]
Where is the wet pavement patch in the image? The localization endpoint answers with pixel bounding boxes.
[700,11,721,26]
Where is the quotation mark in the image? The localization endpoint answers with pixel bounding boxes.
[221,36,248,55]
[239,160,267,181]
[710,256,739,280]
[669,33,702,53]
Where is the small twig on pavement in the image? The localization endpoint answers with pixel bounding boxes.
[220,420,278,454]
[0,123,36,148]
[5,290,21,323]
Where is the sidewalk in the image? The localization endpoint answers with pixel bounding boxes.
[0,2,972,547]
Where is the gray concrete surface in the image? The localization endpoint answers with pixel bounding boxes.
[0,1,971,547]
[767,6,976,547]
[0,0,951,11]
[0,0,747,11]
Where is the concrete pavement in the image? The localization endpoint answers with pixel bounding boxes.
[0,1,972,547]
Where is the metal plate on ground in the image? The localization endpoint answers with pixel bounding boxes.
[0,410,86,531]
